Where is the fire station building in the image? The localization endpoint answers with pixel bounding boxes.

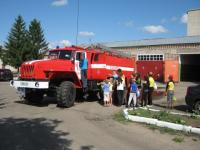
[103,36,200,82]
[103,9,200,82]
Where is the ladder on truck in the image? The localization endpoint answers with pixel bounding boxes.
[86,43,132,58]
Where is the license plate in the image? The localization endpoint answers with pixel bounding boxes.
[20,81,29,86]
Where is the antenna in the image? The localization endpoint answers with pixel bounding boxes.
[75,0,80,45]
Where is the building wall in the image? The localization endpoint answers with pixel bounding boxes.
[0,59,17,72]
[187,9,200,36]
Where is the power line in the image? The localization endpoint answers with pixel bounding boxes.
[75,0,80,45]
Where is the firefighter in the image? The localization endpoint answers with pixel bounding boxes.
[80,53,88,99]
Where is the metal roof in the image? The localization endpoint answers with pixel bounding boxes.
[187,8,200,13]
[102,36,200,48]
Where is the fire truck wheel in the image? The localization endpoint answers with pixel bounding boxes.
[24,91,44,103]
[57,81,76,108]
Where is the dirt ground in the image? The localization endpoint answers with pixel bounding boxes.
[0,81,200,150]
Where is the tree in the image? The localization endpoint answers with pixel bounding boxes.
[5,15,29,69]
[28,19,48,59]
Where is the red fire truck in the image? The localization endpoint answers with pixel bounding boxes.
[11,45,136,107]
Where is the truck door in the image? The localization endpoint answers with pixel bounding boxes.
[74,51,87,79]
[91,53,106,80]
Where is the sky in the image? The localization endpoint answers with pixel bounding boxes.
[0,0,200,48]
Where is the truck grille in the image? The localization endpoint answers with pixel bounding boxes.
[21,65,34,78]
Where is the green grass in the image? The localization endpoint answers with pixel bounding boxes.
[148,124,177,135]
[114,110,200,143]
[172,136,184,143]
[129,108,187,125]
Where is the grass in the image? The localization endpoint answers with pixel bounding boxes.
[148,124,178,135]
[114,109,200,143]
[172,136,184,143]
[128,108,200,126]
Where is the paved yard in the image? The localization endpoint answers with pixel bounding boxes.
[0,81,200,150]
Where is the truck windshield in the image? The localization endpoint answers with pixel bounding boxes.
[49,51,72,60]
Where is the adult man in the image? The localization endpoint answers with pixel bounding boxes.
[148,72,155,106]
[117,69,127,106]
[79,53,88,99]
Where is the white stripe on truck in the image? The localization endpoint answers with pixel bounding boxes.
[91,64,134,71]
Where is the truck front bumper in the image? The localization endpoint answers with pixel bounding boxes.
[10,80,49,89]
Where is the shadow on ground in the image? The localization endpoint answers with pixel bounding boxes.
[0,117,72,150]
[14,97,57,107]
[81,145,94,150]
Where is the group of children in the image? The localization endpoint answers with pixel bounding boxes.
[100,70,144,108]
[99,70,175,110]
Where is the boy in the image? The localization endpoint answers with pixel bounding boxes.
[128,78,138,109]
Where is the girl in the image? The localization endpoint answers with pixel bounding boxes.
[103,79,110,107]
[166,75,175,109]
[109,78,114,106]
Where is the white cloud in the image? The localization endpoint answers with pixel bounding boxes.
[78,31,95,37]
[60,40,71,46]
[49,40,71,48]
[143,25,168,34]
[181,13,188,24]
[52,0,68,7]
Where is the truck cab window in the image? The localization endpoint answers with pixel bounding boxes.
[49,51,72,60]
[59,51,72,60]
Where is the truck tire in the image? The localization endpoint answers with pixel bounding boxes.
[24,91,44,103]
[57,81,76,108]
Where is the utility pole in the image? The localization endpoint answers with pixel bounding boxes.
[75,0,80,45]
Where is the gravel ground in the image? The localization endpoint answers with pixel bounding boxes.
[0,81,200,150]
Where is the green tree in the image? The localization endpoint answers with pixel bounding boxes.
[5,15,29,70]
[28,19,48,59]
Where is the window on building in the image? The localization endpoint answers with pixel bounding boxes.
[137,54,164,61]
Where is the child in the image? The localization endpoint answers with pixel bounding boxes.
[166,75,175,109]
[109,78,114,106]
[128,78,138,108]
[103,79,110,106]
[141,76,149,107]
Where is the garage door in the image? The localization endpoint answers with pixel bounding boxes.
[180,54,200,81]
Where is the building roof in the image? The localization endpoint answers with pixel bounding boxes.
[187,8,200,13]
[102,36,200,48]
